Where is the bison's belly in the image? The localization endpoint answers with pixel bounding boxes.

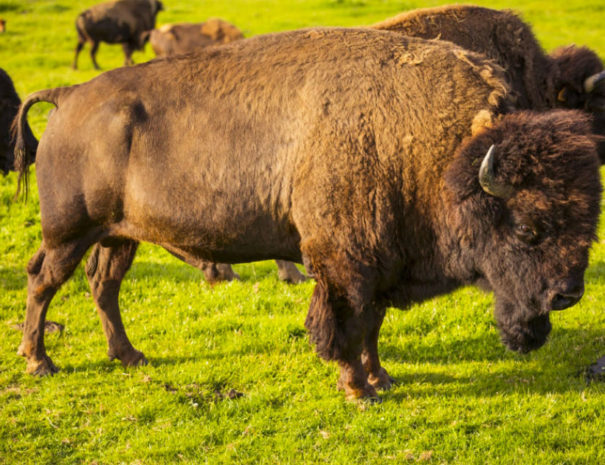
[118,171,301,263]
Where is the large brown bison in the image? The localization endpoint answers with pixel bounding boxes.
[372,5,605,162]
[148,19,244,57]
[73,0,163,70]
[0,68,37,174]
[14,28,601,400]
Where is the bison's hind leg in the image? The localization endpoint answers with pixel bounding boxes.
[18,238,94,375]
[85,240,147,368]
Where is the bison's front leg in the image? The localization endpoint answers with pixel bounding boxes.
[121,42,136,66]
[305,281,379,400]
[361,307,395,391]
[85,241,147,368]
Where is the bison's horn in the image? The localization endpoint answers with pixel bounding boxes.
[478,145,514,199]
[584,71,605,93]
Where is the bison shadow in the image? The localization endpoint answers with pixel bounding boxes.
[584,260,605,283]
[379,326,605,364]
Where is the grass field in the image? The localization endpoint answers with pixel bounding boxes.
[2,0,605,463]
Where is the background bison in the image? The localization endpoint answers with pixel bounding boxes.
[148,19,244,57]
[14,28,601,401]
[373,5,605,162]
[73,0,164,69]
[0,68,36,175]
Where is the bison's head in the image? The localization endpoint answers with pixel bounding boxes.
[550,46,605,163]
[445,110,601,353]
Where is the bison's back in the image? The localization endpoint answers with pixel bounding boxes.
[35,28,510,261]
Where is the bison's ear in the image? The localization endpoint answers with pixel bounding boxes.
[443,141,484,202]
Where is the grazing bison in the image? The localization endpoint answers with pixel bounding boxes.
[73,0,164,70]
[148,19,244,57]
[0,69,37,174]
[14,29,601,400]
[372,5,605,162]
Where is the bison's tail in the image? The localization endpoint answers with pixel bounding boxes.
[12,87,70,199]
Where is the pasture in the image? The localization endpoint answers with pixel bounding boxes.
[2,0,605,463]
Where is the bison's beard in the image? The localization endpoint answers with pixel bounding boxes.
[494,297,552,353]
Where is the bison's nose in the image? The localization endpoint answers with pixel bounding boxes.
[550,279,584,311]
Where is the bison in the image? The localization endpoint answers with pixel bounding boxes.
[372,5,605,162]
[14,28,601,400]
[0,68,37,175]
[73,0,164,70]
[148,19,244,57]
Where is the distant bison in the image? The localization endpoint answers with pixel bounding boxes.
[373,5,605,161]
[14,29,601,400]
[73,0,163,69]
[148,19,244,57]
[0,69,36,174]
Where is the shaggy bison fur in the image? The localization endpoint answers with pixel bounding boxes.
[373,5,605,162]
[14,28,602,400]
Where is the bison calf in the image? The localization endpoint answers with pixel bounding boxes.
[148,19,244,57]
[73,0,163,70]
[14,28,601,400]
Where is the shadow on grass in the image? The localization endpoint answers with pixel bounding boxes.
[585,260,605,283]
[59,355,203,374]
[379,327,605,364]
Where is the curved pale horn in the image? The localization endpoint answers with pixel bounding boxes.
[584,71,605,93]
[478,145,514,199]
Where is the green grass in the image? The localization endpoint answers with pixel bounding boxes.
[2,0,605,463]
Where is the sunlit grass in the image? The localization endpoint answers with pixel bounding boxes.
[1,1,605,463]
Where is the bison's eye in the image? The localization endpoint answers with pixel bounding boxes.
[515,223,538,244]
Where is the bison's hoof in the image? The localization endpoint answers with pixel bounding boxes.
[118,350,148,368]
[279,273,308,284]
[278,268,308,284]
[337,377,380,401]
[25,355,59,376]
[344,383,380,402]
[368,368,395,391]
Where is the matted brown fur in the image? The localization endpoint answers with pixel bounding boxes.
[13,28,602,400]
